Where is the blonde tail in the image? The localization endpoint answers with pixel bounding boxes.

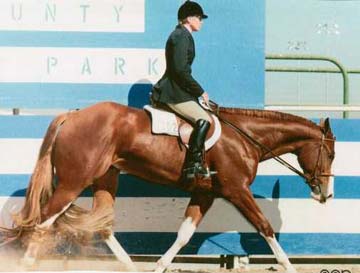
[13,113,68,229]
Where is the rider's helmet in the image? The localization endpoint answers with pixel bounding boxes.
[178,1,208,20]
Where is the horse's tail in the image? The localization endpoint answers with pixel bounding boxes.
[11,113,69,231]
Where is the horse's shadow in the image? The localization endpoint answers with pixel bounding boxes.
[239,180,282,255]
[0,188,28,256]
[0,187,115,256]
[0,179,282,257]
[0,188,27,228]
[183,180,282,255]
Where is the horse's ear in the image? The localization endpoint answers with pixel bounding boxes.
[325,117,331,132]
[320,117,332,134]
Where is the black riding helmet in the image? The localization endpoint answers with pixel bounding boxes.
[178,1,208,20]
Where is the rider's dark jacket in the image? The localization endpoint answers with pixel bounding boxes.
[151,25,205,104]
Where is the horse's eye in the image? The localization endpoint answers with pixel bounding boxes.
[329,154,335,160]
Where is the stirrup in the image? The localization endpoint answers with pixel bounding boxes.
[183,163,211,179]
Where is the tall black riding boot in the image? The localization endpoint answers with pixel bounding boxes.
[183,119,211,179]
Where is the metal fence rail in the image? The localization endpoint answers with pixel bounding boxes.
[266,54,360,118]
[265,105,360,112]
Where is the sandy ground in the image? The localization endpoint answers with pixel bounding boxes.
[0,245,358,273]
[0,255,358,273]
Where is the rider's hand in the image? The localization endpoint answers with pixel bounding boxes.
[201,92,210,105]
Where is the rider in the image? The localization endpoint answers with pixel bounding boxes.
[151,1,211,179]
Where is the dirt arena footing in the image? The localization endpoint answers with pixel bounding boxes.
[0,253,359,273]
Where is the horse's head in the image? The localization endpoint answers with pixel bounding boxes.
[297,118,336,204]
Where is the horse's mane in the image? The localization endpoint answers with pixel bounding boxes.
[218,107,319,129]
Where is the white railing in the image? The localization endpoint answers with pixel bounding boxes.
[265,105,360,112]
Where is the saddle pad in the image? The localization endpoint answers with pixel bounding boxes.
[144,105,179,136]
[144,105,222,150]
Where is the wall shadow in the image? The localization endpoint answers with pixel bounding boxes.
[127,80,153,109]
[239,180,282,254]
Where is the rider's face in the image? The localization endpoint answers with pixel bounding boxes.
[188,16,203,32]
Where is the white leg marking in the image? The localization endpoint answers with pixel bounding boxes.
[105,233,137,272]
[155,217,196,273]
[232,256,250,270]
[261,234,297,273]
[22,202,72,266]
[38,202,72,228]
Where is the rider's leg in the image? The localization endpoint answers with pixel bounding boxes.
[167,101,212,179]
[167,100,211,125]
[183,119,210,178]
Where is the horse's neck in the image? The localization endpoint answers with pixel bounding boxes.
[244,119,320,160]
[219,109,321,159]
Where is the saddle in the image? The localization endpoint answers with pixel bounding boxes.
[144,104,221,151]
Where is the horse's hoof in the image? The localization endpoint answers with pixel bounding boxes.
[125,264,138,272]
[154,266,166,273]
[20,256,36,268]
[154,264,166,273]
[154,260,166,273]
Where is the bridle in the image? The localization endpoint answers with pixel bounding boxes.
[304,134,335,195]
[205,100,335,194]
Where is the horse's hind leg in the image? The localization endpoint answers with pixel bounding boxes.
[92,167,137,272]
[22,183,84,266]
[155,192,214,273]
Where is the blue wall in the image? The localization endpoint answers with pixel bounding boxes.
[0,0,265,109]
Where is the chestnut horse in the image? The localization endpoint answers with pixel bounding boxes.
[2,102,335,273]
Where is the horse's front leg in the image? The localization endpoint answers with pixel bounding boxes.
[224,185,297,273]
[261,233,297,273]
[155,192,214,273]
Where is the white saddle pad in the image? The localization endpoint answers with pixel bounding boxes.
[144,105,221,150]
[144,105,179,136]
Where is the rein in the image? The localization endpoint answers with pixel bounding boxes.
[214,110,308,180]
[206,100,334,189]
